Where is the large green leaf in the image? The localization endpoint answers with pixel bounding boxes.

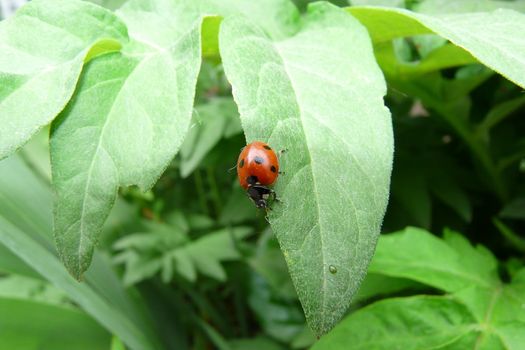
[348,6,525,88]
[220,2,393,335]
[50,0,203,279]
[0,156,161,350]
[0,0,128,159]
[315,229,525,349]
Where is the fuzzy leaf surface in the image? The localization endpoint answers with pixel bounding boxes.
[221,2,393,335]
[0,0,128,159]
[50,0,203,279]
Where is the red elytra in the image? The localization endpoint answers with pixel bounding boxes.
[237,141,280,190]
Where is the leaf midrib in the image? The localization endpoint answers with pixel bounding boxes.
[273,43,329,330]
[74,34,192,273]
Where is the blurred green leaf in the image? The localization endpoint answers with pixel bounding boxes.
[0,156,161,350]
[500,198,525,220]
[350,0,404,7]
[230,337,286,350]
[477,96,525,138]
[0,0,127,159]
[415,0,525,14]
[375,40,477,78]
[180,98,239,177]
[221,3,393,335]
[492,218,525,252]
[249,274,305,344]
[115,225,253,284]
[110,336,126,350]
[0,297,111,350]
[219,185,257,225]
[0,275,69,306]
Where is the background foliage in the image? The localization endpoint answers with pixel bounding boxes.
[1,0,525,349]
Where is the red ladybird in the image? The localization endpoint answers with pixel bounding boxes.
[237,141,280,208]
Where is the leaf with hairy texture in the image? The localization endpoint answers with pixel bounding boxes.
[220,2,393,335]
[50,0,203,279]
[0,0,128,159]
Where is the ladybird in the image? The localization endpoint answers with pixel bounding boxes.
[237,141,280,209]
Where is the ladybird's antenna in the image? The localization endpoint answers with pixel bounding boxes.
[227,164,237,173]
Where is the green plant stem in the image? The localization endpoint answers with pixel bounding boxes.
[391,79,507,201]
[437,105,507,202]
[206,166,222,217]
[194,170,209,216]
[498,148,525,172]
[493,217,525,253]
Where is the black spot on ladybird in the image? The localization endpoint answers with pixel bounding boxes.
[254,156,264,164]
[239,159,245,168]
[270,165,277,173]
[263,145,272,150]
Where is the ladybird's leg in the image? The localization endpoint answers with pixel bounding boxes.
[269,189,282,203]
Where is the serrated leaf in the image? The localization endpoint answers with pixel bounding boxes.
[349,6,525,88]
[369,227,499,292]
[50,0,203,279]
[312,296,477,350]
[220,3,393,335]
[0,0,128,159]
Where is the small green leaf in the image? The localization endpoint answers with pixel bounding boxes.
[0,0,128,159]
[312,296,477,350]
[51,0,203,279]
[220,3,393,335]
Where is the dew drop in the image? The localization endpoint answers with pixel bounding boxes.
[329,265,337,274]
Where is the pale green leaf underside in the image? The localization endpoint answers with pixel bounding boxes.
[349,6,525,88]
[0,0,128,160]
[51,0,203,279]
[220,3,393,335]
